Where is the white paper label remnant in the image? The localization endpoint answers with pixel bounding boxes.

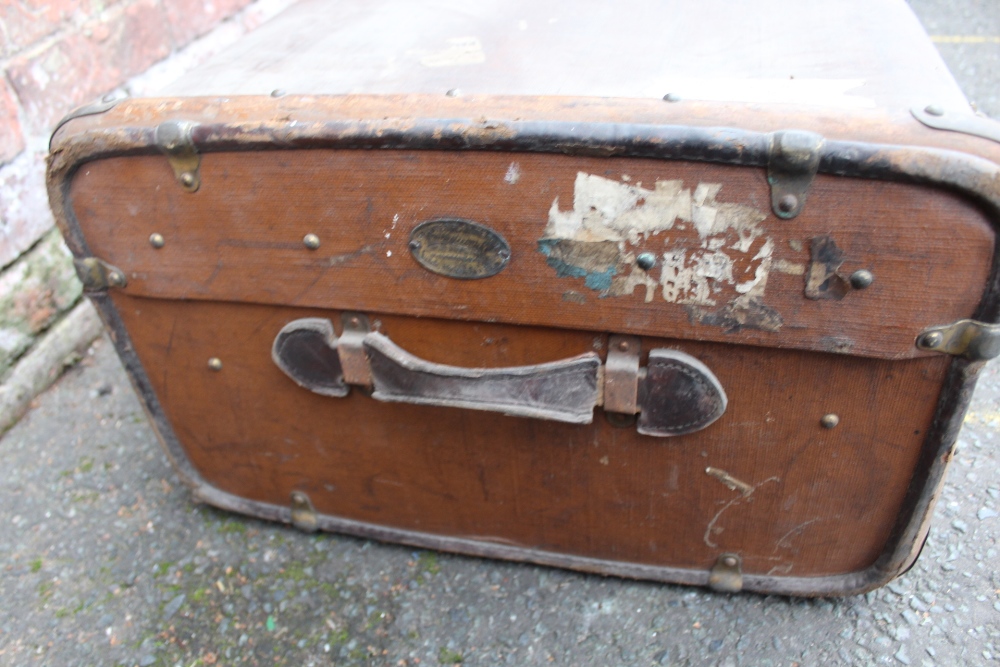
[418,37,486,67]
[539,172,782,331]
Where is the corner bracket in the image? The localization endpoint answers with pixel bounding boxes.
[707,553,743,593]
[290,491,318,533]
[916,319,1000,361]
[155,120,201,192]
[73,257,126,291]
[49,97,123,152]
[911,104,1000,144]
[767,130,824,219]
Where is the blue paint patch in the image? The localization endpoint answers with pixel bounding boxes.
[584,268,616,291]
[538,239,617,293]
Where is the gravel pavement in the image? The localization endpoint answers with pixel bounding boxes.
[2,2,1000,665]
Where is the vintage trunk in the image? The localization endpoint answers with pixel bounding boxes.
[47,0,1000,595]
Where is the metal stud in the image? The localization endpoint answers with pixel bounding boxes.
[271,89,287,98]
[149,233,165,249]
[777,194,799,214]
[917,331,944,350]
[446,88,461,97]
[207,357,223,371]
[303,233,320,250]
[179,172,196,189]
[820,413,840,429]
[636,252,656,270]
[662,92,681,102]
[849,269,874,290]
[924,104,945,117]
[107,270,126,287]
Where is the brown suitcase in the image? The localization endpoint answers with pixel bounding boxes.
[47,0,1000,596]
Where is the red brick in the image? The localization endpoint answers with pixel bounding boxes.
[0,0,84,58]
[0,0,136,57]
[0,77,24,166]
[163,0,254,46]
[7,0,173,132]
[0,152,54,270]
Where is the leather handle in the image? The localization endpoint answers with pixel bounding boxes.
[272,316,727,435]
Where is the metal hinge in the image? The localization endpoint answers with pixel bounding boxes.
[73,257,126,291]
[767,130,824,219]
[290,491,318,532]
[916,320,1000,361]
[707,553,743,593]
[155,120,201,192]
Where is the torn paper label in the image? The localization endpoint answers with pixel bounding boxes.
[540,173,778,328]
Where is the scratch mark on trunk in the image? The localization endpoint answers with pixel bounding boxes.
[703,472,779,548]
[327,244,375,267]
[766,563,794,576]
[774,518,823,551]
[705,466,753,494]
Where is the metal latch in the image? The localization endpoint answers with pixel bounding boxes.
[768,130,824,219]
[339,313,373,387]
[155,120,201,192]
[73,257,126,291]
[708,553,743,593]
[604,335,641,415]
[916,319,1000,361]
[290,491,318,532]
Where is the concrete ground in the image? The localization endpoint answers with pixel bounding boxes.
[2,1,1000,665]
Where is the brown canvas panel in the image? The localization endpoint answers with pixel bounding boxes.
[68,150,994,360]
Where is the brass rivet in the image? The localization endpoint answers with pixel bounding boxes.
[722,555,738,568]
[925,104,945,117]
[179,172,196,188]
[303,233,320,250]
[618,340,629,352]
[207,357,223,371]
[849,269,873,289]
[777,194,798,214]
[149,233,165,249]
[636,252,656,270]
[820,413,840,429]
[919,331,944,349]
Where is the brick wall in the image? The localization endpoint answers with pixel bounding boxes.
[0,0,294,415]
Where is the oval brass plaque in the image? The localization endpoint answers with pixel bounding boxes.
[409,218,510,279]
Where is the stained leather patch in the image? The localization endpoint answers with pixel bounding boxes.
[637,349,727,436]
[271,318,349,397]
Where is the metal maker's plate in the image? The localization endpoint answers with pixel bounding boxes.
[409,218,511,279]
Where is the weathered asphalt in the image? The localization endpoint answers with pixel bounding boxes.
[2,1,999,665]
